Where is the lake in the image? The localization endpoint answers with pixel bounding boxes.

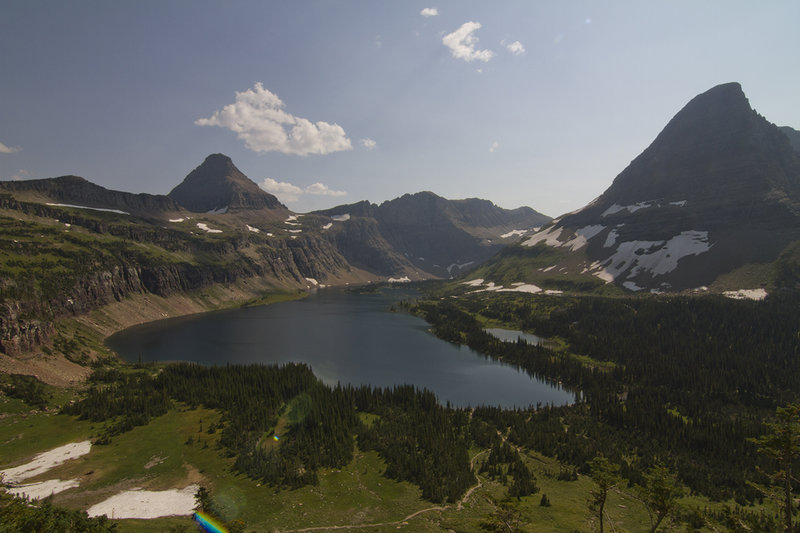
[107,287,574,408]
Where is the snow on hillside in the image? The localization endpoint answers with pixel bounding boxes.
[0,441,92,483]
[46,203,129,215]
[196,222,222,233]
[723,289,768,300]
[592,230,712,282]
[87,485,199,519]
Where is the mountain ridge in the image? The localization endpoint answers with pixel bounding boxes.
[475,82,800,293]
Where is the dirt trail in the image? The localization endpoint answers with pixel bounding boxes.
[279,447,489,532]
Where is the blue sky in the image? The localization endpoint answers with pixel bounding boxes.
[1,1,798,217]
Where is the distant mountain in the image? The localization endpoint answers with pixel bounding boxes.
[317,191,550,277]
[475,82,800,293]
[0,155,550,357]
[0,175,181,218]
[168,153,285,213]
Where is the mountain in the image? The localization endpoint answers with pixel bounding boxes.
[474,82,800,293]
[781,126,800,153]
[0,175,182,219]
[0,155,549,362]
[316,191,550,278]
[168,153,285,213]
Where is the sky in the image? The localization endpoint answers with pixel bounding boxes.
[1,1,798,217]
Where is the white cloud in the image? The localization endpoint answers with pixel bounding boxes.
[9,169,30,181]
[260,178,346,204]
[506,40,525,55]
[195,83,352,156]
[305,183,347,197]
[261,178,303,202]
[420,7,438,17]
[442,22,494,63]
[489,141,499,153]
[0,142,21,154]
[361,138,377,150]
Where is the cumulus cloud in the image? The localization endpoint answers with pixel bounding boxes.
[361,138,377,150]
[195,83,352,156]
[420,7,438,17]
[261,178,303,202]
[260,178,346,204]
[305,183,347,197]
[442,22,494,63]
[0,142,21,154]
[506,40,525,55]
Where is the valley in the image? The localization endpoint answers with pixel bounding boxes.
[1,81,800,532]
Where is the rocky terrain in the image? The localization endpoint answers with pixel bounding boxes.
[474,82,800,293]
[0,154,547,366]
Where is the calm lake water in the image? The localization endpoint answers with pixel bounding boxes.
[107,287,573,408]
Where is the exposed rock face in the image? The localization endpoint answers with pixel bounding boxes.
[0,175,181,218]
[317,191,551,278]
[168,153,285,212]
[518,82,800,292]
[0,153,549,356]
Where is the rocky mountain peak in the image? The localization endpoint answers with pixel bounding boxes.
[515,82,800,292]
[579,82,799,217]
[168,154,285,213]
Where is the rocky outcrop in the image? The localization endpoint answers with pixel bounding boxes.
[168,153,285,212]
[0,302,55,356]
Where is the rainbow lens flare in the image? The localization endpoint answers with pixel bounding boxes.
[193,511,228,533]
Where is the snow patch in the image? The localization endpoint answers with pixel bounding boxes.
[196,223,222,233]
[462,278,485,287]
[305,278,318,286]
[601,201,654,217]
[246,224,260,233]
[322,223,333,230]
[592,230,712,282]
[500,229,527,239]
[168,218,185,223]
[331,214,350,222]
[669,200,687,207]
[447,261,474,275]
[522,226,563,247]
[498,283,542,294]
[288,229,302,233]
[622,281,644,292]
[563,225,606,251]
[46,203,129,215]
[388,276,411,283]
[604,228,620,248]
[87,485,199,519]
[723,289,768,301]
[1,441,92,483]
[7,479,80,500]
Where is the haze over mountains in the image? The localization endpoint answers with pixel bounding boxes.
[1,81,799,361]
